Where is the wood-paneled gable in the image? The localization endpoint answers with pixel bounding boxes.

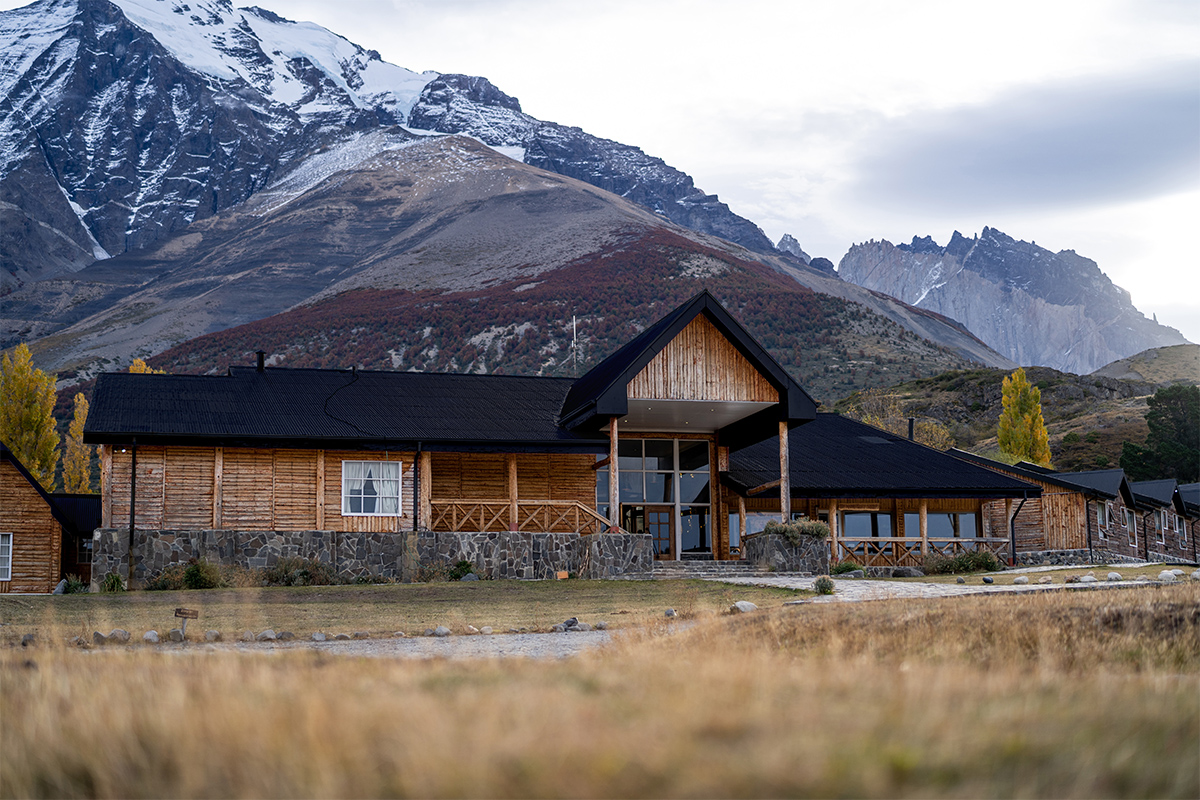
[0,460,62,594]
[627,315,778,403]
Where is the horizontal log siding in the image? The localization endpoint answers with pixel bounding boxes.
[627,315,778,403]
[222,449,274,530]
[0,461,62,593]
[323,451,414,532]
[164,447,213,529]
[275,450,317,530]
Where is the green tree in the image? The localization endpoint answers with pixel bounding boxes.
[998,367,1051,467]
[0,343,60,488]
[1120,384,1199,482]
[63,392,94,493]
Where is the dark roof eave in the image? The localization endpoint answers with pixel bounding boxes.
[719,474,1040,500]
[83,432,607,453]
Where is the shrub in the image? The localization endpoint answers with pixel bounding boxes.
[1062,432,1081,445]
[447,560,475,581]
[413,562,450,583]
[145,563,189,591]
[763,519,830,545]
[183,559,223,590]
[100,572,125,593]
[831,560,862,575]
[261,557,340,587]
[813,576,835,595]
[62,574,89,594]
[923,550,1003,575]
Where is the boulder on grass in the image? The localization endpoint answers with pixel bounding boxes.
[730,601,759,614]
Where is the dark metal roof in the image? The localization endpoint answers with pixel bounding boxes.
[1051,469,1136,504]
[1,443,98,535]
[1129,479,1184,512]
[85,367,606,452]
[560,290,817,435]
[724,414,1039,499]
[951,454,1131,500]
[1179,483,1199,516]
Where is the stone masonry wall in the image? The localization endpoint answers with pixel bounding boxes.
[92,528,652,588]
[742,532,829,575]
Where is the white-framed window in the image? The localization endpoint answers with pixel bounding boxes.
[1125,509,1137,546]
[341,461,402,516]
[1157,510,1168,543]
[1097,502,1110,529]
[0,532,11,582]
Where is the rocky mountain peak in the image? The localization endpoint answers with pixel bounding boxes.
[776,234,811,263]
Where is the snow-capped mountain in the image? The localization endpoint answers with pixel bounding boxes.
[0,0,773,292]
[837,227,1189,373]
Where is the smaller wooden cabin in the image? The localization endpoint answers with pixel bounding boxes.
[0,444,100,593]
[1130,480,1196,564]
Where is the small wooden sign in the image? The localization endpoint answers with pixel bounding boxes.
[175,608,199,619]
[555,571,569,580]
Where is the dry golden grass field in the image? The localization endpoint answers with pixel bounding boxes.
[2,582,1198,799]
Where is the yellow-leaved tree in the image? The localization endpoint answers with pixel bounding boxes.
[0,343,60,488]
[63,392,94,493]
[129,358,166,374]
[844,388,955,451]
[998,367,1051,466]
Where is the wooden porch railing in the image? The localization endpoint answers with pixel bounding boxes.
[429,499,619,535]
[834,537,1010,568]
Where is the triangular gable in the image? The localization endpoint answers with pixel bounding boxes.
[627,315,779,404]
[560,290,816,432]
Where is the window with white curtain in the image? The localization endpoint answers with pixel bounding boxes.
[341,461,401,516]
[0,533,11,581]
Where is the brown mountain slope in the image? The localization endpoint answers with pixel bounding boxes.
[11,133,1010,385]
[1089,344,1199,387]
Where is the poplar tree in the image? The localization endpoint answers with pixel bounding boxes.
[998,367,1051,466]
[0,343,60,488]
[64,392,94,493]
[129,358,165,374]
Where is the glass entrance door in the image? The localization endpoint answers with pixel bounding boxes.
[646,505,674,560]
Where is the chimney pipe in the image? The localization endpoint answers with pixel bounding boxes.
[256,350,266,372]
[908,417,915,441]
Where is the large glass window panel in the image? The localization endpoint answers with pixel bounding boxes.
[678,440,709,471]
[729,514,740,550]
[644,439,674,471]
[875,514,893,537]
[904,513,920,537]
[595,469,609,507]
[679,472,709,504]
[842,512,875,538]
[681,507,710,552]
[958,513,978,538]
[618,440,643,471]
[618,472,644,503]
[927,513,955,538]
[644,472,673,503]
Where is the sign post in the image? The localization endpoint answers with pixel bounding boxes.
[175,607,199,638]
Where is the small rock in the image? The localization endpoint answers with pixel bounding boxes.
[1107,572,1123,582]
[256,629,277,642]
[551,624,567,633]
[1013,576,1029,585]
[392,631,407,638]
[433,626,451,637]
[21,633,34,647]
[205,630,222,642]
[278,631,295,641]
[334,633,352,641]
[844,569,865,579]
[466,625,480,634]
[1171,569,1184,577]
[956,577,965,584]
[1192,570,1200,581]
[982,576,994,584]
[168,628,184,643]
[424,628,436,637]
[240,630,255,642]
[563,617,579,629]
[508,628,520,633]
[480,627,493,635]
[731,601,759,614]
[574,622,593,632]
[1080,575,1099,583]
[1065,575,1081,584]
[311,632,327,642]
[1157,570,1176,582]
[352,631,369,640]
[460,573,480,582]
[665,609,677,618]
[143,631,159,644]
[53,579,67,595]
[108,629,130,643]
[93,631,108,645]
[1037,576,1053,584]
[892,567,924,578]
[594,622,607,631]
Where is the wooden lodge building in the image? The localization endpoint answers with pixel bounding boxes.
[0,443,101,593]
[84,292,1041,584]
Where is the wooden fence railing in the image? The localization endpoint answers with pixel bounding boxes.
[833,537,1010,568]
[429,499,618,535]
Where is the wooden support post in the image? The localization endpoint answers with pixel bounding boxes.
[829,499,839,561]
[919,499,928,557]
[419,451,432,531]
[779,421,790,523]
[315,450,325,530]
[128,441,137,589]
[507,454,518,532]
[213,447,223,529]
[738,495,746,543]
[100,445,112,528]
[608,417,619,532]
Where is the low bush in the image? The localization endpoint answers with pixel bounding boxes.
[813,576,835,595]
[923,550,1003,575]
[261,557,340,587]
[99,572,125,593]
[62,574,89,594]
[183,559,223,590]
[145,563,189,591]
[447,560,475,581]
[763,519,830,545]
[831,560,862,575]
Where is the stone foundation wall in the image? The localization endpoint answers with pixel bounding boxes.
[1015,547,1192,567]
[92,528,652,588]
[742,532,829,575]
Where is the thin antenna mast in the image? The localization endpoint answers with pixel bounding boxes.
[572,315,578,377]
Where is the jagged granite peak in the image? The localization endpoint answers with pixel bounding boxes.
[776,234,811,263]
[837,227,1190,373]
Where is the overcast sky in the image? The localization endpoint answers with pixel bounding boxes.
[8,0,1199,342]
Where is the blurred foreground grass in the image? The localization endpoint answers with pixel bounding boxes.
[2,583,1197,798]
